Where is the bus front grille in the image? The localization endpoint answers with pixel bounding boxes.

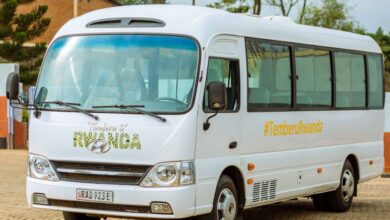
[51,161,151,185]
[48,199,152,214]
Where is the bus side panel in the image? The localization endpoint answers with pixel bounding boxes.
[241,110,384,208]
[358,140,384,182]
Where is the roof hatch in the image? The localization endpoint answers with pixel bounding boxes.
[86,18,165,28]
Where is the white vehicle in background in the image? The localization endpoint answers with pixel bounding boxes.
[5,5,385,220]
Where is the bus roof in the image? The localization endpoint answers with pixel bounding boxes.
[55,5,382,54]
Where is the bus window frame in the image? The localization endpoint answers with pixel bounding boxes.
[292,47,333,110]
[202,56,241,114]
[33,33,202,116]
[244,37,385,112]
[245,39,294,112]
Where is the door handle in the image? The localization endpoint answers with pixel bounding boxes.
[229,141,237,149]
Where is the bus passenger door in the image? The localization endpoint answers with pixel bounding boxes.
[194,36,246,214]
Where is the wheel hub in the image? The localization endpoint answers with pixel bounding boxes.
[217,188,237,220]
[341,169,354,202]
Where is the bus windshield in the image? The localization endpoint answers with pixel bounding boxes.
[35,35,199,114]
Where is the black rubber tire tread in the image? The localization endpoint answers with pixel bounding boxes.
[312,160,356,213]
[63,212,101,220]
[312,193,331,211]
[326,160,355,212]
[195,175,243,220]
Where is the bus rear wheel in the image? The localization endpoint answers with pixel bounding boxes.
[312,160,356,212]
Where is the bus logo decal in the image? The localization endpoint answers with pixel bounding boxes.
[87,140,110,154]
[73,122,142,151]
[264,120,324,137]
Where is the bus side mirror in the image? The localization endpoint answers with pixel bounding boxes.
[207,81,227,111]
[6,72,20,100]
[204,82,226,131]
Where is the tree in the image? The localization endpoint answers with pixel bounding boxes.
[208,0,250,13]
[298,0,307,23]
[0,0,50,85]
[208,0,262,15]
[302,0,363,32]
[266,0,298,16]
[369,28,390,90]
[302,0,389,90]
[265,0,307,21]
[253,0,261,15]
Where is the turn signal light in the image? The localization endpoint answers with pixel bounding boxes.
[248,163,256,171]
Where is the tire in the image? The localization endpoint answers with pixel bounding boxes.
[312,194,330,211]
[63,212,101,220]
[327,160,356,212]
[196,175,243,220]
[312,160,356,212]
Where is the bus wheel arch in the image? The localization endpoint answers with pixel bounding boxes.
[346,154,360,196]
[196,168,245,220]
[220,166,246,210]
[313,158,358,212]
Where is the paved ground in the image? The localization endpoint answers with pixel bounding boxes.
[1,150,390,220]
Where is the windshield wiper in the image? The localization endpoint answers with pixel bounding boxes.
[92,104,167,123]
[37,100,99,121]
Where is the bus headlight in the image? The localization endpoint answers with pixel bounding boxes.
[141,161,195,187]
[29,154,59,182]
[156,164,178,183]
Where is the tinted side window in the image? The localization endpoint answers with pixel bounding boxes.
[295,48,332,107]
[246,39,292,110]
[367,55,384,108]
[204,58,240,112]
[335,52,365,108]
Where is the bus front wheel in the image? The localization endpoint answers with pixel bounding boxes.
[196,174,243,220]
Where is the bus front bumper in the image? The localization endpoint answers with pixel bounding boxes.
[26,177,196,219]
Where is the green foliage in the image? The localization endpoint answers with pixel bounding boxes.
[0,0,50,85]
[302,0,363,32]
[266,0,299,16]
[208,0,250,14]
[369,28,390,90]
[301,0,390,90]
[370,28,390,60]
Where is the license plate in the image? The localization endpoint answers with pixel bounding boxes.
[76,189,113,203]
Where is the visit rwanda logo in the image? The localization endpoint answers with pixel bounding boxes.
[73,122,141,152]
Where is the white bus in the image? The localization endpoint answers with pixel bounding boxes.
[6,5,384,220]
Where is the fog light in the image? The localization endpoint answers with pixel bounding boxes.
[151,202,173,214]
[33,193,48,205]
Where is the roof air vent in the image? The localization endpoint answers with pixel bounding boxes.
[87,19,121,27]
[87,18,165,28]
[128,19,165,27]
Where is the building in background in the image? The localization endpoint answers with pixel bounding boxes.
[17,0,121,44]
